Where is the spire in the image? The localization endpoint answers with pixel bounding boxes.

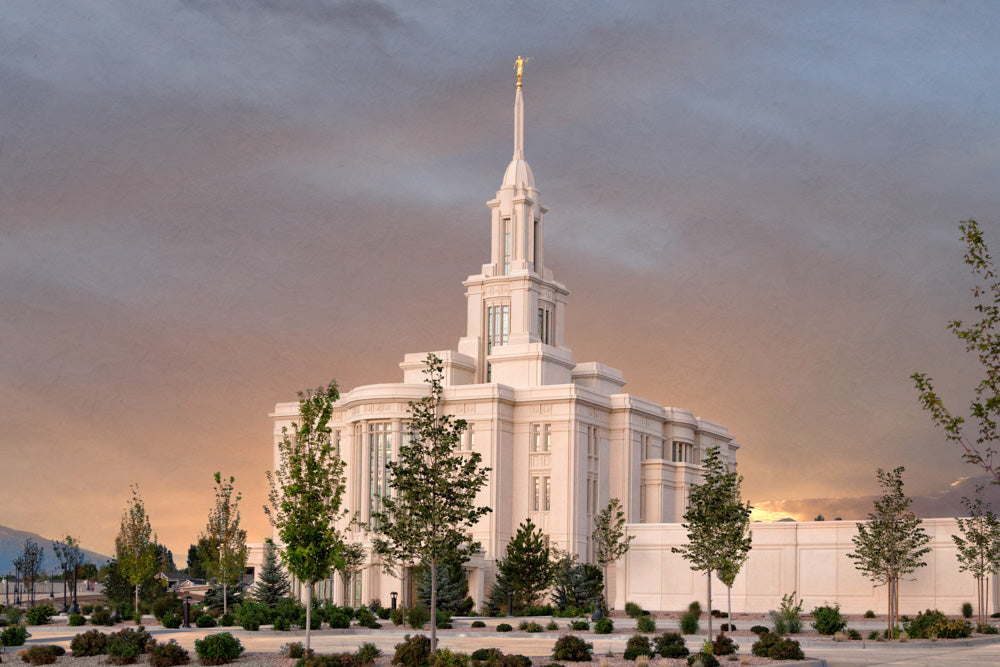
[513,56,529,160]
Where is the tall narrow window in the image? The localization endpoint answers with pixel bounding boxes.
[531,424,541,452]
[486,303,510,354]
[532,476,540,511]
[537,303,553,344]
[544,476,551,511]
[334,430,341,457]
[368,422,392,526]
[543,424,551,452]
[503,218,512,275]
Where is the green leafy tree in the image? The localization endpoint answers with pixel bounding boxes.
[12,539,44,604]
[53,535,85,612]
[202,473,249,616]
[847,466,931,638]
[115,485,158,614]
[265,380,347,652]
[370,353,492,654]
[493,518,558,612]
[953,487,1000,627]
[336,542,366,606]
[254,541,290,607]
[592,497,634,611]
[913,220,1000,484]
[671,447,753,639]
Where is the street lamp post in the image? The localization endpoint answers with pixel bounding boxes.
[183,596,192,628]
[390,591,398,611]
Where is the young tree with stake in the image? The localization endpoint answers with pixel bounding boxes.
[202,472,248,616]
[265,381,347,652]
[115,485,157,615]
[953,488,1000,628]
[592,498,634,612]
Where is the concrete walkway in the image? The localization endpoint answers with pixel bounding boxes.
[10,623,1000,667]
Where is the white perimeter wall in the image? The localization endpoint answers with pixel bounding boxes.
[619,519,997,616]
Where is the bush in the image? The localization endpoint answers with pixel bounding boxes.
[390,607,406,627]
[496,623,512,632]
[358,643,381,665]
[979,623,999,634]
[625,602,645,618]
[406,607,430,630]
[391,634,431,667]
[105,636,141,665]
[518,621,542,632]
[149,640,191,667]
[195,614,217,628]
[811,604,847,635]
[217,613,235,627]
[846,628,862,640]
[864,610,876,619]
[903,609,947,639]
[273,616,291,631]
[356,609,381,629]
[749,625,767,636]
[686,654,719,667]
[70,629,109,656]
[962,602,974,619]
[194,633,244,666]
[296,655,363,667]
[770,593,802,634]
[91,607,115,626]
[930,618,972,639]
[471,620,486,628]
[108,627,152,656]
[593,617,613,634]
[867,631,879,640]
[377,607,392,620]
[623,635,652,660]
[636,615,656,633]
[82,605,95,614]
[1,625,29,650]
[470,649,501,662]
[719,623,733,632]
[545,621,558,631]
[429,648,467,667]
[751,632,803,660]
[284,643,305,660]
[69,613,86,627]
[161,613,182,629]
[326,607,351,629]
[25,603,57,626]
[712,634,737,656]
[679,612,699,635]
[551,635,593,662]
[570,620,589,631]
[687,601,701,617]
[20,646,65,665]
[654,632,689,659]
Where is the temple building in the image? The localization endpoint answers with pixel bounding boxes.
[267,63,739,609]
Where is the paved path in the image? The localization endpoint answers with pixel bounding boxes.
[12,623,1000,667]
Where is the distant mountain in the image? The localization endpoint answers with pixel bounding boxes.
[0,525,111,574]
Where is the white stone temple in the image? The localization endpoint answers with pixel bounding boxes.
[266,64,738,609]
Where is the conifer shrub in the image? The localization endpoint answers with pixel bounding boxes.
[406,607,430,630]
[195,614,216,628]
[496,623,512,632]
[90,607,114,626]
[273,616,291,631]
[470,621,486,628]
[593,617,613,634]
[625,602,645,618]
[749,625,768,636]
[962,602,974,619]
[679,612,699,635]
[25,604,57,626]
[636,615,656,633]
[194,633,244,665]
[863,610,876,619]
[356,609,381,629]
[105,637,141,665]
[570,620,589,631]
[551,635,592,662]
[327,607,351,629]
[391,634,431,667]
[148,640,190,667]
[653,632,689,659]
[68,613,86,627]
[623,635,652,660]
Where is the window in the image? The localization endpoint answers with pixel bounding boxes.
[503,218,512,275]
[531,423,551,452]
[641,434,661,460]
[486,304,510,353]
[532,476,540,511]
[537,303,553,344]
[672,441,694,463]
[544,476,551,511]
[532,475,550,512]
[368,422,392,525]
[531,424,540,452]
[334,430,341,457]
[467,424,476,451]
[544,424,551,452]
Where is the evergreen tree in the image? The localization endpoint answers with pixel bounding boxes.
[671,447,753,639]
[847,466,931,638]
[265,380,348,652]
[115,484,158,614]
[370,353,491,653]
[416,562,474,615]
[953,487,1000,627]
[202,472,249,615]
[592,498,634,611]
[254,541,290,607]
[913,220,1000,484]
[493,518,558,612]
[551,556,602,611]
[185,538,211,579]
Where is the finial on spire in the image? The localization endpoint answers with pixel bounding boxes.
[515,56,531,89]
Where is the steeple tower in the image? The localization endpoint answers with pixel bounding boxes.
[456,59,574,386]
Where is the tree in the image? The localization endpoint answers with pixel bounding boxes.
[592,497,634,611]
[671,447,752,639]
[814,514,826,521]
[492,518,558,612]
[53,535,85,612]
[847,466,931,638]
[370,353,492,654]
[416,561,474,616]
[12,539,44,604]
[953,487,1000,627]
[551,555,603,612]
[265,380,347,652]
[115,484,158,614]
[185,537,212,579]
[254,541,290,607]
[913,220,1000,484]
[155,544,177,573]
[201,472,249,616]
[336,542,366,606]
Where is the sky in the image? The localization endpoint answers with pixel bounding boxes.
[3,1,1000,562]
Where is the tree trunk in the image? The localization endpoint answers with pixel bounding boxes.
[886,579,892,639]
[305,580,313,653]
[430,559,438,655]
[726,584,732,636]
[135,584,140,619]
[223,582,228,616]
[603,564,609,613]
[706,570,713,639]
